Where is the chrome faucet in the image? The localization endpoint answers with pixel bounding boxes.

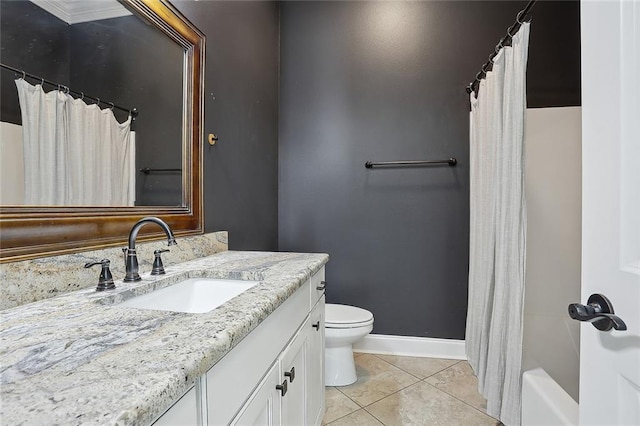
[123,217,177,282]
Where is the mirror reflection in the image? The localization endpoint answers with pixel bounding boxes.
[0,0,184,207]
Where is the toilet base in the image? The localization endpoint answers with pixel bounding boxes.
[325,344,357,386]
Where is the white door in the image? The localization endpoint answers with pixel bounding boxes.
[579,1,640,424]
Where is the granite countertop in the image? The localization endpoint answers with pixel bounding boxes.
[0,250,329,426]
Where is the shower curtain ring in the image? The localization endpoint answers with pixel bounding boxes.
[40,78,44,86]
[96,98,100,106]
[516,10,526,24]
[64,85,69,94]
[109,102,115,110]
[21,70,26,79]
[80,92,84,100]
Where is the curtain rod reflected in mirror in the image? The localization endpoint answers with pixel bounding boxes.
[0,63,139,117]
[0,0,205,262]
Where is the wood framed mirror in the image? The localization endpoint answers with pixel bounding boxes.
[0,0,204,262]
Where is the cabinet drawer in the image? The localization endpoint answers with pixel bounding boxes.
[309,267,326,308]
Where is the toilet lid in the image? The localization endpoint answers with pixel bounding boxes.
[325,304,374,327]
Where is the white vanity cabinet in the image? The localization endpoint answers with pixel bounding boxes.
[208,267,325,426]
[233,295,325,426]
[234,316,307,426]
[152,267,326,426]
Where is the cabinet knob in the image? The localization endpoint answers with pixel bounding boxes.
[276,379,288,396]
[284,366,295,383]
[316,281,327,291]
[312,321,320,330]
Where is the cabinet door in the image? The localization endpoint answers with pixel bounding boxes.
[232,362,282,426]
[306,296,325,426]
[280,325,307,426]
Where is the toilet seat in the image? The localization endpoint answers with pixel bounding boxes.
[325,304,374,329]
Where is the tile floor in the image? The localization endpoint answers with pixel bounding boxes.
[322,353,500,426]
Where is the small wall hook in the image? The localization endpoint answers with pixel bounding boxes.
[208,133,219,146]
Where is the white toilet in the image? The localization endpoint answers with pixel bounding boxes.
[324,303,374,386]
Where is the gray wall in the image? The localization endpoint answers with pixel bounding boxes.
[279,1,580,339]
[174,1,280,251]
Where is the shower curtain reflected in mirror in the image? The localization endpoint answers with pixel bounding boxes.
[466,23,530,426]
[14,78,134,206]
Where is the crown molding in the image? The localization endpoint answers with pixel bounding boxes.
[30,0,131,25]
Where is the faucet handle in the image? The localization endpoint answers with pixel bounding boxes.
[151,249,170,275]
[84,259,116,291]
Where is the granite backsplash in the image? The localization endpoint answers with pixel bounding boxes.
[0,231,228,310]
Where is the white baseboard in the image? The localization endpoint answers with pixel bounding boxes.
[353,334,467,360]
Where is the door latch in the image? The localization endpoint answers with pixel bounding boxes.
[568,293,627,331]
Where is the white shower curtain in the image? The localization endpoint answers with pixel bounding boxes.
[15,79,69,205]
[15,78,134,206]
[66,97,133,205]
[466,23,529,426]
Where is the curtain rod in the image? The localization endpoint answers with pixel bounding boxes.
[1,63,138,119]
[466,0,537,95]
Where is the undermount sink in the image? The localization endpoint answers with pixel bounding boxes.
[120,278,260,313]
